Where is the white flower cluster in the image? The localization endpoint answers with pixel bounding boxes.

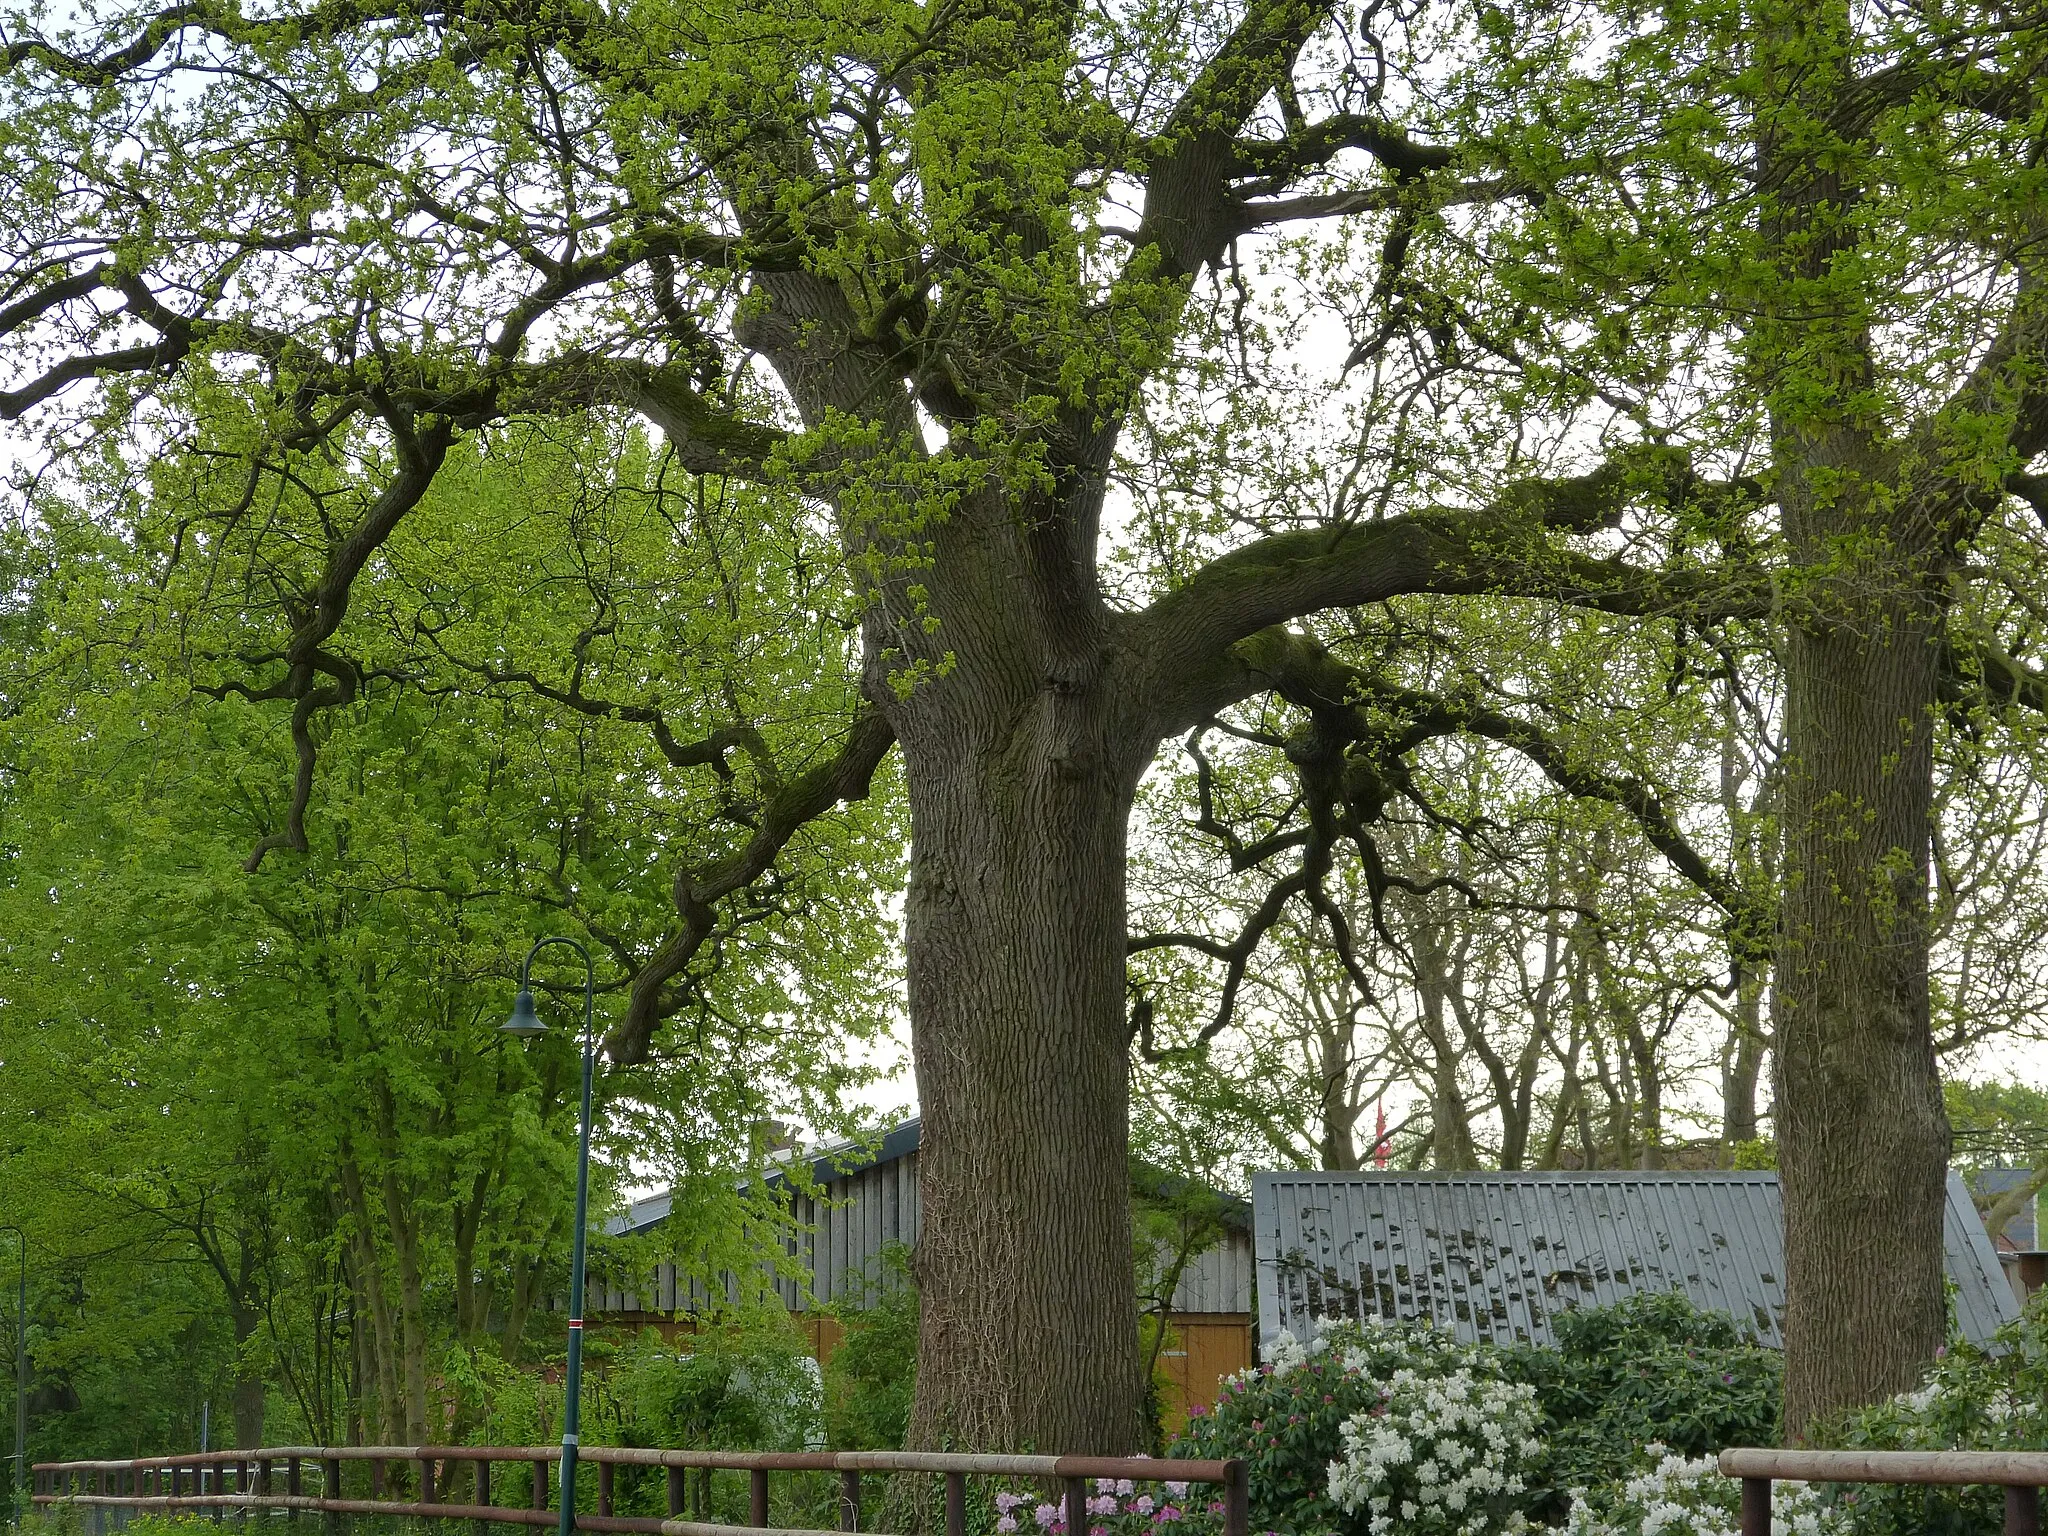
[1325,1365,1542,1536]
[1263,1328,1324,1378]
[1560,1447,1842,1536]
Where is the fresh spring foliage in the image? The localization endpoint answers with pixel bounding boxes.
[822,1245,921,1451]
[1505,1295,1783,1499]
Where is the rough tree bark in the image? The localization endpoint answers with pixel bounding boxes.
[885,471,1158,1450]
[898,719,1150,1451]
[1753,0,1955,1434]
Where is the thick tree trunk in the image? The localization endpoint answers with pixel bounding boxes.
[232,1357,267,1451]
[1772,562,1951,1434]
[1756,0,1953,1434]
[895,709,1148,1453]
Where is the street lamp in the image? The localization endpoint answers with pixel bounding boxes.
[0,1227,25,1529]
[501,938,596,1536]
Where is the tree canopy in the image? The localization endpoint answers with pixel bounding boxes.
[3,0,2047,1452]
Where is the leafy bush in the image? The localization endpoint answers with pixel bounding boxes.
[1174,1296,1783,1535]
[1327,1365,1543,1536]
[1504,1292,1782,1502]
[1812,1297,2048,1536]
[1558,1447,1839,1536]
[823,1243,919,1450]
[1173,1318,1523,1536]
[610,1320,822,1452]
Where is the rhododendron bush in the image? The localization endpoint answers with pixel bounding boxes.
[1173,1318,1541,1536]
[1559,1448,1841,1536]
[1161,1296,2047,1536]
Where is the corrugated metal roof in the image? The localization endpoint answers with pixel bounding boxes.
[1252,1169,2018,1353]
[1969,1168,2042,1248]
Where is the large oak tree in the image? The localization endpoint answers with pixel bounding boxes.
[4,0,2045,1446]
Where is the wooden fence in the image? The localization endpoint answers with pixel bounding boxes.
[1721,1448,2048,1536]
[31,1445,1248,1536]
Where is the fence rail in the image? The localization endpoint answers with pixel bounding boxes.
[32,1445,1248,1536]
[1720,1447,2048,1536]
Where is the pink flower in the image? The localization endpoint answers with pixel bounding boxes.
[1154,1506,1184,1525]
[1115,1481,1134,1497]
[1164,1483,1189,1500]
[1135,1497,1155,1516]
[1035,1505,1059,1530]
[996,1495,1027,1515]
[997,1519,1017,1533]
[1087,1496,1116,1518]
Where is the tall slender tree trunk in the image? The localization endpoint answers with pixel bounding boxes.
[893,665,1150,1454]
[1754,0,1953,1434]
[1318,1016,1363,1172]
[1720,966,1766,1153]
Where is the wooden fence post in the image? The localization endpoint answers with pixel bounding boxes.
[1740,1478,1770,1536]
[944,1472,965,1536]
[533,1459,550,1513]
[666,1466,684,1520]
[751,1469,770,1530]
[1063,1478,1086,1536]
[2009,1486,2041,1536]
[839,1470,861,1533]
[598,1461,613,1519]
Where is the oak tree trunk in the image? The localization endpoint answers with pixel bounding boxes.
[893,665,1150,1454]
[1772,548,1951,1434]
[1757,0,1953,1434]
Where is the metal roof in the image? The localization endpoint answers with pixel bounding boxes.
[604,1119,927,1239]
[591,1118,1255,1316]
[1252,1169,2019,1353]
[1968,1167,2041,1248]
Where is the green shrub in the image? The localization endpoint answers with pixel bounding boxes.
[1814,1296,2048,1536]
[1503,1292,1782,1506]
[1172,1317,1517,1536]
[610,1319,823,1452]
[1173,1296,1784,1535]
[823,1244,918,1450]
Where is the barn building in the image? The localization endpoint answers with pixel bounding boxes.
[583,1117,1256,1425]
[1252,1168,2021,1355]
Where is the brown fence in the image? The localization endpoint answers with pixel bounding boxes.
[32,1445,1247,1536]
[1721,1448,2048,1536]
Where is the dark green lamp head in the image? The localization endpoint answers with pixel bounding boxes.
[501,987,546,1038]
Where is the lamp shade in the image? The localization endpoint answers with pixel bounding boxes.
[500,987,547,1038]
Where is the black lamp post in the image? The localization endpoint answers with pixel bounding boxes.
[501,938,596,1536]
[0,1226,24,1529]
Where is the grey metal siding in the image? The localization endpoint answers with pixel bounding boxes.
[591,1129,1253,1318]
[1253,1169,2018,1354]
